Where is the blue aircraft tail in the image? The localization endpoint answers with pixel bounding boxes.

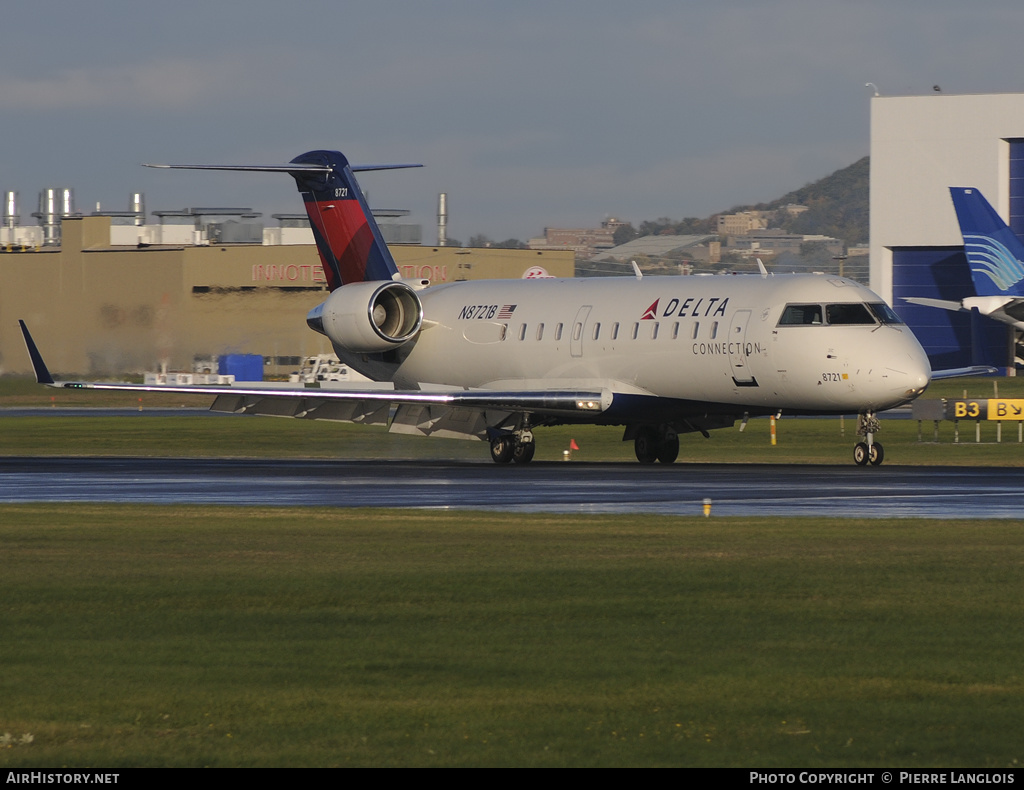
[949,186,1024,297]
[288,150,408,291]
[146,151,421,291]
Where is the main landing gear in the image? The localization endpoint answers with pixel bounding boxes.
[853,412,884,466]
[634,425,679,465]
[489,429,536,464]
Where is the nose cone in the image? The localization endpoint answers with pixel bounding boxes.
[913,355,932,394]
[903,353,932,399]
[882,334,931,407]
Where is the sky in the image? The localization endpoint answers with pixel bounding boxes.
[3,0,1023,244]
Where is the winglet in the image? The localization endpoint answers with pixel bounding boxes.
[18,320,55,385]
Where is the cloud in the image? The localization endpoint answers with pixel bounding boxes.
[0,57,255,111]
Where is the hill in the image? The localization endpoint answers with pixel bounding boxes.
[739,155,869,246]
[616,156,869,248]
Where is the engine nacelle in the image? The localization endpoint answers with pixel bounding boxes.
[306,281,423,353]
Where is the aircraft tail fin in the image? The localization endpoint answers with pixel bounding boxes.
[145,151,421,291]
[288,150,416,290]
[949,187,1024,297]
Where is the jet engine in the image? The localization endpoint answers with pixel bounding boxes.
[307,280,423,353]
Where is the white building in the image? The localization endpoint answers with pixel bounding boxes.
[870,91,1024,372]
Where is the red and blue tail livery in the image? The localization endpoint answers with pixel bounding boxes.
[144,152,422,290]
[290,150,404,290]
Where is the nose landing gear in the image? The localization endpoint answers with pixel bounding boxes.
[853,412,884,466]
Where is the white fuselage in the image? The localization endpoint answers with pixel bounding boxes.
[341,273,931,419]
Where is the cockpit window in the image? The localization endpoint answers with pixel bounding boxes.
[778,304,823,325]
[825,303,876,325]
[778,302,899,327]
[867,302,904,325]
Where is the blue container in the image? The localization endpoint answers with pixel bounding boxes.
[218,354,264,381]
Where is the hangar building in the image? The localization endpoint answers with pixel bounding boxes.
[0,215,572,377]
[870,91,1024,373]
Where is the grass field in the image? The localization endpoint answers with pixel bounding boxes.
[3,411,1023,465]
[1,504,1022,768]
[3,375,1024,465]
[2,376,1023,767]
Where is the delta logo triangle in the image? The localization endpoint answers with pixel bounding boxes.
[641,299,659,320]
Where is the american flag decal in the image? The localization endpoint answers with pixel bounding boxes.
[497,305,517,319]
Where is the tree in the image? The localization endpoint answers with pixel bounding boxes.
[467,235,526,249]
[613,222,638,246]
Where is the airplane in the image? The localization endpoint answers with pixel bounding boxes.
[904,186,1024,330]
[21,149,943,467]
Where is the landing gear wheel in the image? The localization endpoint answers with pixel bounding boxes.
[512,441,536,464]
[854,412,884,467]
[634,427,659,464]
[490,436,515,464]
[657,434,679,464]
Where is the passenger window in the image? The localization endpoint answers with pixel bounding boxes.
[631,323,639,340]
[672,321,680,339]
[555,323,563,341]
[711,321,719,339]
[779,304,823,325]
[651,322,659,340]
[518,323,527,341]
[592,322,601,340]
[612,322,620,340]
[573,322,582,341]
[826,303,876,325]
[691,322,699,339]
[536,323,544,340]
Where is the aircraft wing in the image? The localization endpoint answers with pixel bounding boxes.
[903,296,968,312]
[19,321,608,440]
[930,366,999,380]
[205,387,610,440]
[903,295,1024,330]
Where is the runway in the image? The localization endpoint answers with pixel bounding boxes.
[0,456,1020,518]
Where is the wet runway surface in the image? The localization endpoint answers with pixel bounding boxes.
[0,456,1020,518]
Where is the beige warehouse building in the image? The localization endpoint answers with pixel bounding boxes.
[1,216,573,377]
